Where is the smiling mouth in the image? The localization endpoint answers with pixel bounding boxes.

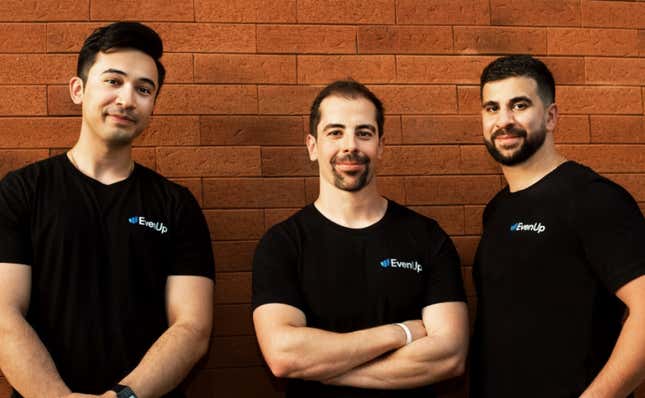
[107,114,136,124]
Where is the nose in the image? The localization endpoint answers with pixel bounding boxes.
[115,85,136,109]
[341,131,359,152]
[495,107,515,130]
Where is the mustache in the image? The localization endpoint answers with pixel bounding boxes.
[491,126,527,141]
[104,108,138,122]
[331,152,370,166]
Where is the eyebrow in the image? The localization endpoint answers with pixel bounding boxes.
[322,123,345,131]
[101,68,157,89]
[356,124,376,132]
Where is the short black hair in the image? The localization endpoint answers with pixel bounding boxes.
[309,80,385,137]
[77,22,165,94]
[480,55,555,105]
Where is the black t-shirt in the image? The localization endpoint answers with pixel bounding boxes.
[252,200,465,398]
[471,161,645,398]
[0,154,215,396]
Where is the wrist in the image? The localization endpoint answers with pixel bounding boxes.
[393,323,412,346]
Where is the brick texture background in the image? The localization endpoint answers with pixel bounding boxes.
[0,1,644,397]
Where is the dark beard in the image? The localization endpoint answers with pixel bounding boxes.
[330,152,371,192]
[484,125,546,166]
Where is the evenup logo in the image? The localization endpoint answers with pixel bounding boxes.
[379,258,423,273]
[128,216,168,234]
[510,221,546,234]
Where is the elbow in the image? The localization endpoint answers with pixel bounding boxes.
[440,352,466,380]
[264,352,300,378]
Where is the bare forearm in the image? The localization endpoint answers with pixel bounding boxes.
[581,312,645,398]
[263,323,410,381]
[0,310,70,398]
[119,322,210,398]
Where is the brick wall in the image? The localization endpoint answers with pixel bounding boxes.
[0,1,644,397]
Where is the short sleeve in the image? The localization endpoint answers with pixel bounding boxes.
[423,223,466,306]
[252,224,306,312]
[169,188,215,279]
[0,171,32,265]
[573,179,645,292]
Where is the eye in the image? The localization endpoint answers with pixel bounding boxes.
[512,102,529,111]
[356,130,373,138]
[104,78,120,86]
[327,130,342,137]
[137,86,152,96]
[483,104,498,113]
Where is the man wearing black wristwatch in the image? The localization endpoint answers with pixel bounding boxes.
[0,22,214,398]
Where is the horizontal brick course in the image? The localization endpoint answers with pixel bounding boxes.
[257,25,356,54]
[297,0,395,24]
[91,0,194,21]
[195,54,296,84]
[396,0,490,25]
[548,28,638,56]
[582,1,645,29]
[358,25,453,54]
[0,24,45,52]
[0,0,89,21]
[454,27,547,55]
[298,55,396,84]
[195,0,296,23]
[156,147,261,177]
[490,0,580,27]
[590,116,644,144]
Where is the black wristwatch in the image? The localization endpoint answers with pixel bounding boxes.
[111,384,138,398]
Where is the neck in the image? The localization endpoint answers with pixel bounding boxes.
[501,135,567,192]
[314,178,387,229]
[68,132,134,185]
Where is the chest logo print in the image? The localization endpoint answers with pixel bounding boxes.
[379,258,423,273]
[510,221,546,234]
[128,216,169,234]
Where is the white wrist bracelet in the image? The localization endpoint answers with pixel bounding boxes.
[395,323,412,345]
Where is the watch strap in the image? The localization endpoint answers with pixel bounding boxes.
[111,384,137,398]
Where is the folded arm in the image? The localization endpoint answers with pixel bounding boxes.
[323,301,468,389]
[580,274,645,398]
[0,263,72,398]
[253,303,427,381]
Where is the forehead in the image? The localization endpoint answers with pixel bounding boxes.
[481,76,539,103]
[318,95,377,124]
[87,49,158,84]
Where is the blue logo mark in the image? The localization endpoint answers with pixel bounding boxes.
[380,259,391,268]
[510,223,519,231]
[128,216,139,224]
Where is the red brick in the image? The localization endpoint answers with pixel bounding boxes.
[169,178,202,206]
[465,205,485,235]
[150,23,256,52]
[0,117,78,148]
[460,146,501,174]
[586,57,645,85]
[261,147,317,176]
[134,116,200,147]
[304,175,406,204]
[454,27,547,55]
[46,23,103,52]
[0,150,50,178]
[212,304,253,335]
[132,147,156,170]
[582,1,645,29]
[162,53,194,84]
[186,368,284,398]
[0,86,46,116]
[213,272,252,303]
[298,0,395,24]
[0,24,45,52]
[47,85,79,116]
[397,0,490,25]
[0,55,75,84]
[491,0,580,26]
[157,147,261,177]
[409,206,465,235]
[453,236,480,266]
[590,116,644,144]
[397,56,493,84]
[204,210,265,240]
[0,0,89,21]
[458,86,481,114]
[91,0,194,21]
[640,30,645,56]
[558,86,642,114]
[201,116,305,146]
[265,208,300,230]
[540,57,586,85]
[155,85,258,115]
[203,178,306,208]
[195,0,296,22]
[548,28,638,56]
[558,145,645,173]
[555,115,590,144]
[402,116,481,144]
[212,241,257,272]
[380,145,461,175]
[405,175,501,205]
[358,26,452,54]
[257,25,356,54]
[604,174,645,202]
[206,335,262,368]
[369,85,457,114]
[258,85,319,115]
[195,54,296,84]
[298,55,396,84]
